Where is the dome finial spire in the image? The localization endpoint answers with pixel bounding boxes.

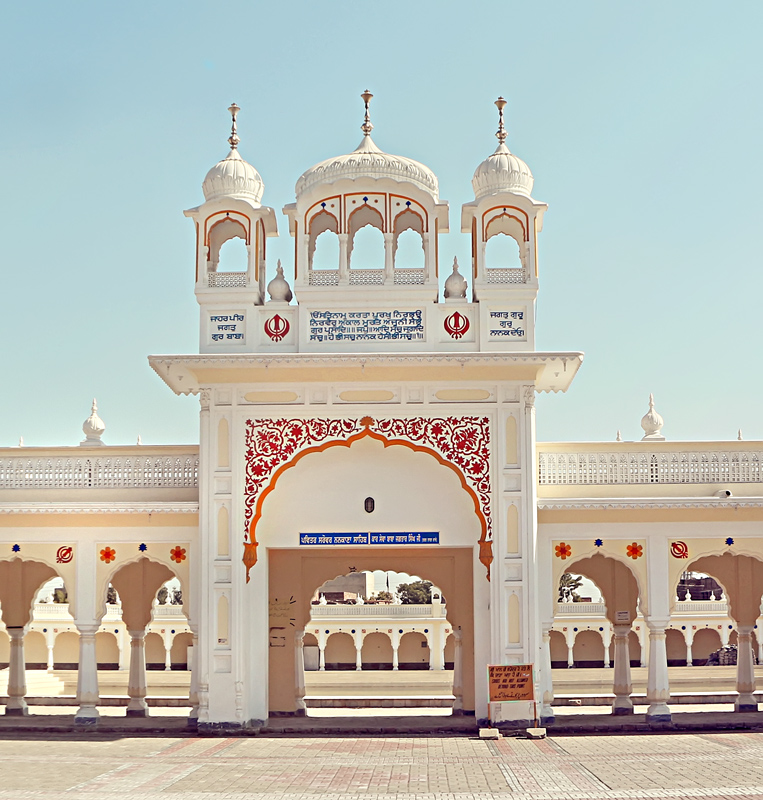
[228,103,240,150]
[495,96,508,144]
[360,89,374,136]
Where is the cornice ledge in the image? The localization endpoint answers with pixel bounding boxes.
[0,502,200,515]
[538,497,763,510]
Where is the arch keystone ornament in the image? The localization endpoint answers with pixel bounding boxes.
[444,311,470,340]
[243,415,493,581]
[264,314,290,342]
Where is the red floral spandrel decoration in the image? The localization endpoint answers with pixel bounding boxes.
[100,547,116,564]
[243,416,493,577]
[555,543,572,560]
[626,542,643,560]
[170,546,187,564]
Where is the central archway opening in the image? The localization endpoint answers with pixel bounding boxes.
[302,570,456,717]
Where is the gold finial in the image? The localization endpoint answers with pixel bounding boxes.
[228,103,240,150]
[361,89,374,136]
[495,96,507,144]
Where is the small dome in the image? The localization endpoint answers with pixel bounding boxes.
[267,260,293,303]
[472,96,534,199]
[81,399,105,447]
[444,257,467,299]
[472,143,534,199]
[203,149,264,204]
[295,90,438,200]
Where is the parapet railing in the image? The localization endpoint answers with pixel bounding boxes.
[208,272,247,288]
[310,604,444,618]
[556,600,730,615]
[0,450,199,489]
[538,447,763,486]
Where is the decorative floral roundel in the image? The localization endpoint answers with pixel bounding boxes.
[626,542,643,560]
[100,547,116,564]
[170,546,187,564]
[555,542,572,560]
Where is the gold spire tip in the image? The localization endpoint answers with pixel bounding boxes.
[361,89,374,136]
[495,96,507,144]
[228,102,240,150]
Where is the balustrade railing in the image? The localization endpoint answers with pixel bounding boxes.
[556,602,606,615]
[208,272,247,288]
[348,269,385,286]
[310,604,441,618]
[0,452,199,490]
[308,269,339,286]
[555,600,730,616]
[538,449,763,486]
[485,267,526,284]
[393,269,425,285]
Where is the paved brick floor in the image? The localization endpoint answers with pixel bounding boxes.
[2,731,763,799]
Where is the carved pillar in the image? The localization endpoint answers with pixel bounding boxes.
[539,624,555,723]
[645,618,671,722]
[46,640,54,673]
[338,233,349,282]
[354,633,363,671]
[188,630,199,724]
[611,625,633,715]
[164,639,172,671]
[452,630,463,714]
[686,633,693,667]
[74,624,100,724]
[383,233,395,281]
[126,630,148,717]
[567,638,574,669]
[318,639,326,672]
[735,624,757,712]
[295,631,306,715]
[6,628,28,716]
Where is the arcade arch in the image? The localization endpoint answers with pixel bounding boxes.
[258,433,485,719]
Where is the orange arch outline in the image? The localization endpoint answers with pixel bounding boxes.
[243,422,492,582]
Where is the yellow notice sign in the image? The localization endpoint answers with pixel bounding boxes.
[488,664,535,702]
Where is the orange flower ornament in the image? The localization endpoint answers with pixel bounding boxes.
[626,542,643,560]
[170,546,187,564]
[555,542,572,560]
[99,547,116,564]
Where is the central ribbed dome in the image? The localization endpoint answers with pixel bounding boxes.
[203,149,264,204]
[295,134,439,199]
[472,142,534,199]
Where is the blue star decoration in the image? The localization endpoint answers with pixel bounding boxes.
[726,537,734,546]
[11,544,20,553]
[138,543,147,552]
[594,539,604,547]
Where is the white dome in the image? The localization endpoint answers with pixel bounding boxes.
[202,149,264,204]
[472,142,534,199]
[295,134,439,199]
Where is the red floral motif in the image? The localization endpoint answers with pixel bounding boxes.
[626,542,643,560]
[170,546,187,564]
[555,542,572,560]
[243,416,493,574]
[99,547,116,564]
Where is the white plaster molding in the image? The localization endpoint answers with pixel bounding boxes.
[538,497,763,510]
[0,502,199,515]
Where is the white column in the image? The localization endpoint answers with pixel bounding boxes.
[391,631,399,671]
[188,630,199,723]
[74,624,100,724]
[423,234,432,282]
[126,629,148,717]
[611,625,633,715]
[645,618,671,722]
[383,232,395,281]
[603,627,612,668]
[318,635,326,672]
[758,635,763,668]
[735,624,757,712]
[686,633,693,667]
[567,637,575,668]
[354,634,363,671]
[539,624,555,723]
[164,639,172,671]
[452,630,463,713]
[46,639,54,673]
[6,628,28,716]
[338,233,349,282]
[295,631,306,715]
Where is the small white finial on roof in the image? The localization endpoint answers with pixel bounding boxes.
[228,103,240,150]
[267,259,293,303]
[18,436,23,447]
[616,430,622,442]
[495,96,508,144]
[360,89,374,136]
[640,393,665,441]
[444,256,468,300]
[81,398,106,447]
[738,429,743,441]
[137,435,142,445]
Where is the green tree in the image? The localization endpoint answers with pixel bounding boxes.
[396,580,433,605]
[372,590,393,603]
[558,573,584,603]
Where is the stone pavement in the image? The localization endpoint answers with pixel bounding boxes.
[2,731,763,798]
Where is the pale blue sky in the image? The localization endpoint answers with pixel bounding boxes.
[1,2,762,446]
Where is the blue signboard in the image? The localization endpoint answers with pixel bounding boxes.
[299,532,439,546]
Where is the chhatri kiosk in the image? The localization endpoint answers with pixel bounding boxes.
[151,93,581,726]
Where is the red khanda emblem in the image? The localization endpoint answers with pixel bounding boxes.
[264,314,290,342]
[444,311,470,340]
